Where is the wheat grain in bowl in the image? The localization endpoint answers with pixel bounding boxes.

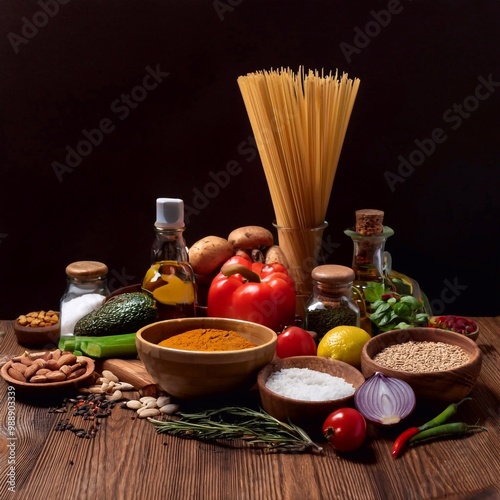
[360,327,482,401]
[372,340,469,373]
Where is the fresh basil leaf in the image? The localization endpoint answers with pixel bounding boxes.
[400,295,421,311]
[370,299,385,310]
[415,313,429,323]
[371,301,391,314]
[394,321,413,329]
[369,308,391,323]
[377,312,396,326]
[364,283,385,303]
[393,302,411,319]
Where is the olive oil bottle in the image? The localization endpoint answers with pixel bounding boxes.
[142,198,196,320]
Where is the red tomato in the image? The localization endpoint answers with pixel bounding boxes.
[322,408,367,452]
[275,326,317,358]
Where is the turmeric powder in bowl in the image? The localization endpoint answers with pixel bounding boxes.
[158,328,257,352]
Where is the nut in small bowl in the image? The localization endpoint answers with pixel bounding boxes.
[257,356,365,434]
[14,310,60,348]
[1,349,95,398]
[360,327,482,401]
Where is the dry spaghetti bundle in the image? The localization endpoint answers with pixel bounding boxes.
[237,67,360,308]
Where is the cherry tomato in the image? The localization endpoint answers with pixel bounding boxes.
[276,326,317,358]
[322,408,367,452]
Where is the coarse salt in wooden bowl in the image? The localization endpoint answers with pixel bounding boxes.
[257,356,365,432]
[136,317,277,400]
[360,327,482,402]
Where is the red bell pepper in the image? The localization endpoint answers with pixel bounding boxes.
[206,255,296,332]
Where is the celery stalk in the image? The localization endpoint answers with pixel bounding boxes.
[59,333,137,358]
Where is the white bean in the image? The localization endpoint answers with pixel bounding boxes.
[137,408,160,419]
[160,403,180,415]
[102,370,119,383]
[115,382,135,391]
[126,400,143,410]
[139,396,157,404]
[156,396,171,407]
[107,390,123,402]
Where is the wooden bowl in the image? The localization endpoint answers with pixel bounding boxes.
[257,356,365,431]
[360,328,482,401]
[1,357,95,397]
[429,315,480,342]
[14,321,60,348]
[136,317,277,400]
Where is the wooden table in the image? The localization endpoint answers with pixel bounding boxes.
[1,318,499,500]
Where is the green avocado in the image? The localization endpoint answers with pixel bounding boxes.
[74,292,157,337]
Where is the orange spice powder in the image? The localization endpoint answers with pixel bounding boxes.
[158,328,257,351]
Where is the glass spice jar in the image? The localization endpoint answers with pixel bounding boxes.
[60,261,110,338]
[304,264,360,341]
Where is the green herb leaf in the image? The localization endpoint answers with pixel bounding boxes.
[400,295,421,311]
[148,406,323,454]
[364,283,385,303]
[393,302,411,319]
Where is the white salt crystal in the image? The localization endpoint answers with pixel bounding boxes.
[265,367,355,402]
[60,293,106,335]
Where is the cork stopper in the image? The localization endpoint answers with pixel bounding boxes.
[65,261,108,280]
[311,265,355,285]
[355,209,384,235]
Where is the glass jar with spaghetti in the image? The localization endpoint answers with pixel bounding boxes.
[304,265,360,341]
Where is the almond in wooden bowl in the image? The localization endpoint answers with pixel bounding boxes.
[257,356,365,435]
[1,352,95,399]
[360,327,482,402]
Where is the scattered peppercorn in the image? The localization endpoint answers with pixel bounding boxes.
[49,393,117,439]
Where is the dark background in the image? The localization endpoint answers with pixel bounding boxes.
[0,0,498,320]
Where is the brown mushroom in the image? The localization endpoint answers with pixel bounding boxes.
[228,226,274,250]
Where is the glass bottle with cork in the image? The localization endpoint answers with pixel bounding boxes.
[344,208,431,332]
[303,264,361,341]
[60,261,110,338]
[142,198,196,320]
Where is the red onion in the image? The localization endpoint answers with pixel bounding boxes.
[354,372,416,425]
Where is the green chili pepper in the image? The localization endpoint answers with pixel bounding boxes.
[417,397,472,431]
[409,422,487,446]
[391,397,472,458]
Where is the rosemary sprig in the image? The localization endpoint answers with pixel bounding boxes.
[148,406,323,454]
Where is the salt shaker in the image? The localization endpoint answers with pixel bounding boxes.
[60,261,110,338]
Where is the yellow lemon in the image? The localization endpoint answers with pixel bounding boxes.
[317,326,371,368]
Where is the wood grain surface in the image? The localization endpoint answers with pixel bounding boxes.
[0,318,499,500]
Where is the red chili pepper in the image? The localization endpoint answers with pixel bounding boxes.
[391,427,420,458]
[206,255,296,332]
[391,397,472,458]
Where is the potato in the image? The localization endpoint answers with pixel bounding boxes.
[228,226,274,250]
[264,245,289,268]
[188,236,234,275]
